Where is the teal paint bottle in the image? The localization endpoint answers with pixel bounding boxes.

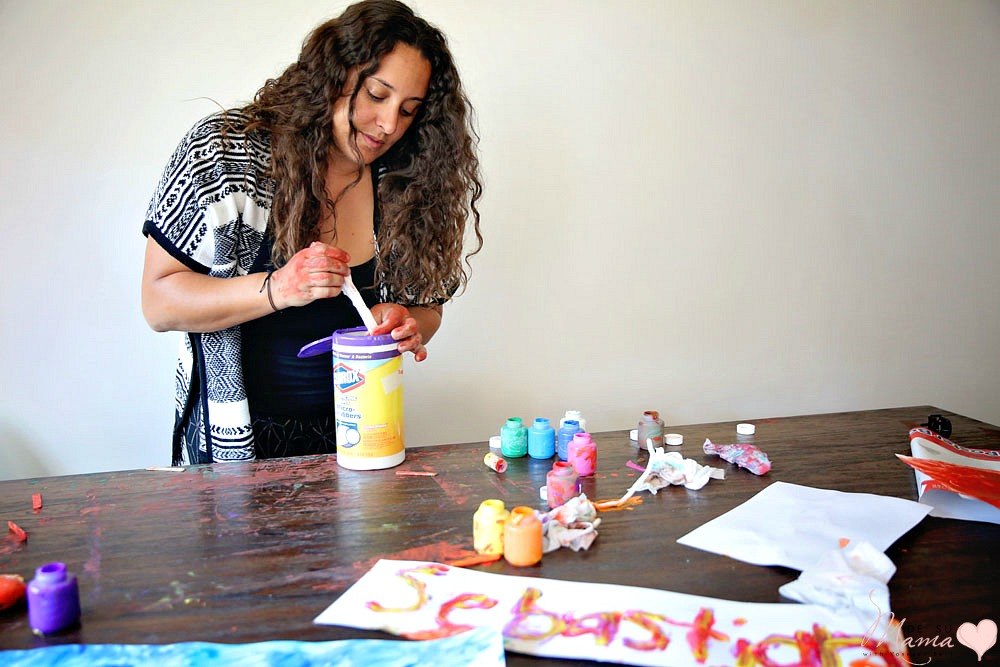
[501,417,528,458]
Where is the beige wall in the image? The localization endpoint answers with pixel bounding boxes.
[1,1,997,479]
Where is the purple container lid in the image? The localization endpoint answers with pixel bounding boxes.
[297,327,397,359]
[332,326,395,347]
[332,327,399,361]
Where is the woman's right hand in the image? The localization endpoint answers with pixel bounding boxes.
[142,238,352,333]
[270,242,352,309]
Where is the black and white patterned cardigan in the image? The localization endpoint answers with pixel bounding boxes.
[144,111,276,464]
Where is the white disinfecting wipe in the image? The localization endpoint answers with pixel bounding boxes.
[343,273,378,333]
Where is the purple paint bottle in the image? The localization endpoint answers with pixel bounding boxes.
[27,562,81,635]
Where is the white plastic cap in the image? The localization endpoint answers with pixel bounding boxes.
[736,423,756,435]
[629,429,638,441]
[489,435,502,450]
[665,433,684,446]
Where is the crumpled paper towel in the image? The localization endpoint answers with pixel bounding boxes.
[703,439,771,475]
[639,450,725,492]
[542,494,601,553]
[779,540,902,651]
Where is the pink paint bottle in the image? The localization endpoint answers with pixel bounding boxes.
[545,461,579,509]
[568,432,597,476]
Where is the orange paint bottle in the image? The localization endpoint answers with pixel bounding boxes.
[503,506,543,567]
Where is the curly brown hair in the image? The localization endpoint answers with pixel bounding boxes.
[239,0,482,305]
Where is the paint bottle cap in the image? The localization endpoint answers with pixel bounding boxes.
[489,436,502,451]
[736,423,756,436]
[665,433,684,446]
[629,429,638,441]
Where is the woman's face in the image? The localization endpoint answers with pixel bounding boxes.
[331,43,431,168]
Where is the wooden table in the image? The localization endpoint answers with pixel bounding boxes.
[1,406,998,664]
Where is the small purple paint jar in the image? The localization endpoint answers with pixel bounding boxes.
[27,562,81,635]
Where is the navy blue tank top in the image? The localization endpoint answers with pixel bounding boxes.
[242,238,380,418]
[243,170,383,418]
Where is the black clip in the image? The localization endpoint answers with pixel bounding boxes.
[921,414,952,439]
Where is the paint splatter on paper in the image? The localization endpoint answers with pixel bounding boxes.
[315,559,908,666]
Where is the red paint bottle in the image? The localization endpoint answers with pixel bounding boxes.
[546,461,580,509]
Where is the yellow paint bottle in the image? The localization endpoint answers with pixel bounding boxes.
[473,499,509,555]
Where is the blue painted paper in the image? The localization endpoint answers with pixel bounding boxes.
[0,626,505,666]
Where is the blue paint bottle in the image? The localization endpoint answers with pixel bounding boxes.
[500,417,528,458]
[556,419,582,461]
[528,417,556,459]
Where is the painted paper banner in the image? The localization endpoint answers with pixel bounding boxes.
[904,427,1000,524]
[314,559,908,666]
[0,627,505,667]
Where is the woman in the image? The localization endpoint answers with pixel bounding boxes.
[141,0,482,465]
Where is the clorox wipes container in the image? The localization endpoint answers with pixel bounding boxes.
[331,327,405,470]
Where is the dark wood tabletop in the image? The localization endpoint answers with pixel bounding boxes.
[1,406,998,664]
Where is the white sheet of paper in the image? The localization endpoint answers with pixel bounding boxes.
[315,559,891,667]
[676,481,931,571]
[915,487,1000,524]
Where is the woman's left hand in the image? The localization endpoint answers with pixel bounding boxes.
[370,303,427,362]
